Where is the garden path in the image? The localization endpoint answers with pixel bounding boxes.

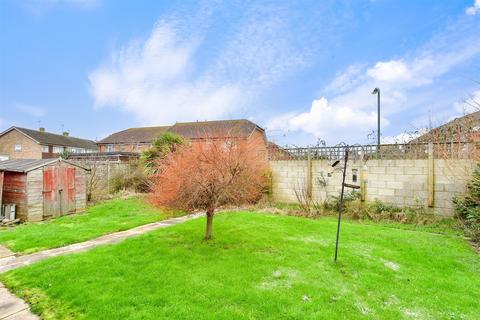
[0,212,203,319]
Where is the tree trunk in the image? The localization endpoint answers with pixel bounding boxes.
[205,210,214,240]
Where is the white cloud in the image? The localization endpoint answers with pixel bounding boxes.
[90,6,307,125]
[366,60,412,83]
[454,90,480,114]
[466,0,480,15]
[269,17,480,145]
[324,64,366,94]
[89,20,239,124]
[382,130,427,144]
[15,103,47,117]
[268,98,388,143]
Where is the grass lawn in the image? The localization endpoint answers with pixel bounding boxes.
[0,197,171,254]
[1,212,479,319]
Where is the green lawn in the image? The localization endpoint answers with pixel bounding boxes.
[0,197,170,254]
[1,212,479,319]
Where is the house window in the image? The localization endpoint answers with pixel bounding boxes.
[53,146,64,153]
[42,145,49,153]
[120,144,126,152]
[105,144,115,152]
[67,147,80,153]
[14,144,22,152]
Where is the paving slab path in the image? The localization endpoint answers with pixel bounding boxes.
[0,212,203,319]
[0,283,39,320]
[0,212,204,274]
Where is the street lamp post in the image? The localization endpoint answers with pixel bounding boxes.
[372,88,380,148]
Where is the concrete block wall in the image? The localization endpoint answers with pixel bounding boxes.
[270,158,476,216]
[269,160,309,203]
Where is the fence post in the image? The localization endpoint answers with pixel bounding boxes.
[307,152,313,204]
[360,159,367,202]
[107,162,111,194]
[427,142,434,207]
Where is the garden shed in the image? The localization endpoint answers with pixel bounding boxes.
[0,158,88,222]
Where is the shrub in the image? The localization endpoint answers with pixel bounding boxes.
[111,167,152,193]
[453,164,480,243]
[151,138,268,240]
[141,132,184,174]
[324,190,361,211]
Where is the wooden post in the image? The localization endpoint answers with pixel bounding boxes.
[107,162,110,194]
[306,152,313,204]
[360,163,367,202]
[427,142,434,207]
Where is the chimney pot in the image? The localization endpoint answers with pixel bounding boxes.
[39,127,45,132]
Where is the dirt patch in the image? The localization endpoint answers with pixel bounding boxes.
[286,236,328,245]
[0,245,15,259]
[258,268,303,290]
[381,258,400,271]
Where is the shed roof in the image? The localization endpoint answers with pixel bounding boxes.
[0,127,98,150]
[0,159,87,173]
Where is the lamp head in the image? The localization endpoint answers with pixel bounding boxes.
[372,87,379,95]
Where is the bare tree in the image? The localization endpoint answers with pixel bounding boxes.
[151,137,268,240]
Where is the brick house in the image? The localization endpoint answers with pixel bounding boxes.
[0,127,98,160]
[411,110,480,143]
[97,126,170,153]
[97,120,269,159]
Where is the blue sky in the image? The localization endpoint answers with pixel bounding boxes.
[1,0,479,145]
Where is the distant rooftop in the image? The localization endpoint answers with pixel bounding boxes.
[98,126,170,144]
[411,111,480,143]
[1,127,97,150]
[98,119,264,144]
[168,119,263,139]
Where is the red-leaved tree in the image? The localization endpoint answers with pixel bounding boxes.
[151,138,268,240]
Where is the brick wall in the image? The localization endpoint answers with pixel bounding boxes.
[270,157,476,216]
[0,130,42,159]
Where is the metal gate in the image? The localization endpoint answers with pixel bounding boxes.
[43,166,76,218]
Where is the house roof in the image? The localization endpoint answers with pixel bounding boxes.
[0,127,97,150]
[98,120,265,144]
[98,126,171,144]
[411,111,480,143]
[0,158,88,173]
[168,119,263,139]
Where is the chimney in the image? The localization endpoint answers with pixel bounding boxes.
[39,127,45,132]
[63,131,70,137]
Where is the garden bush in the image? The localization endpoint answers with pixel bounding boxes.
[453,164,480,243]
[110,167,151,193]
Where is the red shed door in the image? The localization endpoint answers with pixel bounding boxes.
[63,167,76,214]
[43,166,58,218]
[43,166,76,218]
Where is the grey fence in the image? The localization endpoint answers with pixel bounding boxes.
[269,142,478,161]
